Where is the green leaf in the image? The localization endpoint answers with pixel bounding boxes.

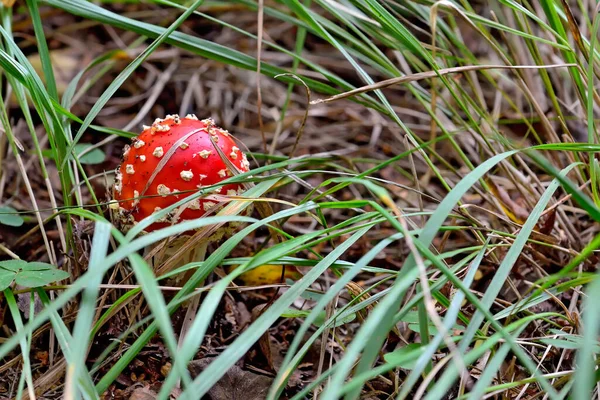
[16,269,70,288]
[0,260,69,290]
[383,344,426,370]
[0,273,17,291]
[299,289,325,302]
[0,260,26,291]
[41,143,106,164]
[281,309,356,327]
[0,206,24,227]
[0,260,27,272]
[74,143,106,165]
[400,311,462,335]
[314,311,355,327]
[281,309,309,319]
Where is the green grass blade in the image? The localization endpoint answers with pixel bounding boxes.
[3,289,35,400]
[65,222,111,399]
[398,241,489,397]
[95,202,319,393]
[179,225,371,398]
[24,0,58,100]
[574,275,600,398]
[458,163,579,352]
[269,231,405,399]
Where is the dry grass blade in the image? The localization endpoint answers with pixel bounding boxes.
[274,73,311,159]
[256,0,267,153]
[311,64,576,104]
[23,358,66,400]
[558,0,589,63]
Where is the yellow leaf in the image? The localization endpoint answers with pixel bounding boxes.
[485,178,529,224]
[227,264,302,286]
[27,49,80,96]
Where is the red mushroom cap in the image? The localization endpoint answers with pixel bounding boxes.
[112,115,250,232]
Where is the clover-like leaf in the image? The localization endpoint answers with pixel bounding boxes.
[17,263,70,287]
[0,206,24,227]
[0,260,70,291]
[0,259,26,272]
[0,260,26,291]
[0,274,15,291]
[74,143,106,165]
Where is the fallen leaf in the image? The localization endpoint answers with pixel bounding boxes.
[35,351,49,366]
[17,292,42,318]
[485,178,529,224]
[129,386,157,400]
[538,207,557,236]
[189,360,273,400]
[226,264,302,286]
[160,362,171,378]
[27,48,81,96]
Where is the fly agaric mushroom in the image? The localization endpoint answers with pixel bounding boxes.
[112,114,251,271]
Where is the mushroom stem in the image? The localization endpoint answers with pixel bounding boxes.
[144,236,209,284]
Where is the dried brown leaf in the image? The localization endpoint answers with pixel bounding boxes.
[129,386,157,400]
[189,359,273,400]
[485,178,529,224]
